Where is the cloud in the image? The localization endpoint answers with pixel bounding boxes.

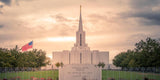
[130,0,160,9]
[88,14,108,23]
[0,25,3,28]
[0,13,78,44]
[121,0,160,26]
[122,11,160,26]
[0,11,2,14]
[0,4,3,14]
[0,5,3,8]
[0,0,35,7]
[0,0,160,60]
[52,14,72,22]
[0,0,11,6]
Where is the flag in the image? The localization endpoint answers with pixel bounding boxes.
[21,41,33,51]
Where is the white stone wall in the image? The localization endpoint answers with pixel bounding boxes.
[82,52,91,64]
[92,50,100,65]
[59,64,101,80]
[52,50,109,69]
[52,50,70,68]
[92,50,109,69]
[70,52,80,64]
[70,45,91,64]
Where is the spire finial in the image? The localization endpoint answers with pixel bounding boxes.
[80,5,81,13]
[79,5,83,31]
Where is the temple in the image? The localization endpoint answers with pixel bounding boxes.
[52,6,109,69]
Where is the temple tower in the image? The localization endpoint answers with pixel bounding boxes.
[70,5,91,64]
[75,5,87,48]
[52,5,109,69]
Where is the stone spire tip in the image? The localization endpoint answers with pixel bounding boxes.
[79,5,83,31]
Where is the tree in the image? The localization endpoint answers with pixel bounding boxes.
[0,48,15,67]
[46,57,51,65]
[101,62,105,68]
[121,50,138,67]
[97,62,105,68]
[0,46,49,68]
[60,62,64,68]
[113,37,160,68]
[55,62,60,68]
[113,51,129,67]
[10,45,21,67]
[135,37,160,67]
[34,49,47,68]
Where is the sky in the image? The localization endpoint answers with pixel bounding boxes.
[0,0,160,63]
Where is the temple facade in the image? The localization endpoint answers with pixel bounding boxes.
[52,6,109,69]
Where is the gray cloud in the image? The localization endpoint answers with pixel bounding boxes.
[135,12,160,26]
[0,5,3,8]
[128,33,148,42]
[0,25,3,28]
[0,0,11,6]
[121,0,160,26]
[0,0,35,7]
[15,0,36,5]
[150,33,160,40]
[130,0,160,10]
[124,11,160,26]
[0,5,3,14]
[135,12,160,21]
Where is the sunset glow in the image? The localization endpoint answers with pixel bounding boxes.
[46,37,75,42]
[0,0,160,63]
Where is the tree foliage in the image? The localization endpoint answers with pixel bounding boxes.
[97,62,105,68]
[0,46,49,68]
[55,62,60,68]
[55,62,64,68]
[60,62,64,68]
[113,37,160,68]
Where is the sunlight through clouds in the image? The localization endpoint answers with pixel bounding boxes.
[0,0,160,62]
[46,37,75,42]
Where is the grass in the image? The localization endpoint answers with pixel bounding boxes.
[0,70,160,80]
[0,70,58,79]
[102,70,160,80]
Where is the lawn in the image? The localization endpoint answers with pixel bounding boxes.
[0,70,58,80]
[0,70,160,80]
[102,70,160,80]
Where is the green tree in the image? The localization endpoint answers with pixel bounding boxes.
[10,45,21,67]
[113,37,160,67]
[101,62,105,68]
[113,52,128,67]
[60,62,64,68]
[0,46,49,68]
[97,62,105,68]
[25,49,49,68]
[135,37,160,67]
[55,62,60,68]
[0,48,15,67]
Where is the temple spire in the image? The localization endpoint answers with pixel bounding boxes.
[79,5,83,31]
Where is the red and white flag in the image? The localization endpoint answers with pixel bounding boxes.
[21,41,33,51]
